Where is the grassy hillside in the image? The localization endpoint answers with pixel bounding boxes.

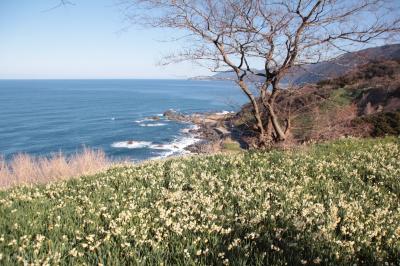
[0,137,399,265]
[231,60,400,146]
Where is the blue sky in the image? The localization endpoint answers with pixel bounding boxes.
[0,0,207,79]
[0,1,398,79]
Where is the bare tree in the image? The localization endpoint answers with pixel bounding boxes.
[125,0,400,146]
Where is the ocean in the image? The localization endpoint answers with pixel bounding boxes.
[0,79,246,161]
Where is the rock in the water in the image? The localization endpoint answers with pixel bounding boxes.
[147,116,160,121]
[163,110,188,121]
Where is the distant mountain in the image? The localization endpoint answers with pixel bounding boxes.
[189,71,237,81]
[190,44,400,85]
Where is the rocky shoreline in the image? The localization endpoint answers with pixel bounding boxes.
[162,110,241,154]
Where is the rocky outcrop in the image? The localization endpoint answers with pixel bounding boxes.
[146,116,160,121]
[163,110,189,122]
[163,109,240,154]
[214,127,230,136]
[163,109,233,126]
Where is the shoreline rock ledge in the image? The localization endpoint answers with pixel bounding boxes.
[163,109,238,154]
[163,110,191,122]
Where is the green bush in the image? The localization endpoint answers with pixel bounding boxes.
[361,110,400,137]
[222,140,242,152]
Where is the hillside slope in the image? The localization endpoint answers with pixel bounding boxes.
[191,44,400,85]
[283,43,400,85]
[0,137,399,265]
[229,59,400,146]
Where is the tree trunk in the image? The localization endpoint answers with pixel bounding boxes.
[237,80,266,145]
[268,106,286,141]
[261,79,287,142]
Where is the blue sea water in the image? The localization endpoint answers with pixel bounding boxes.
[0,79,246,161]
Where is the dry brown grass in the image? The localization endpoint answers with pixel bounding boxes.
[0,148,112,189]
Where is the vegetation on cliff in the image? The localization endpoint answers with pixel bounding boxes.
[230,60,400,147]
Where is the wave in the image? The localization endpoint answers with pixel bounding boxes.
[181,124,200,134]
[134,114,165,124]
[149,124,201,158]
[149,135,200,158]
[215,110,235,115]
[111,135,199,158]
[134,119,151,123]
[111,141,152,149]
[139,123,166,127]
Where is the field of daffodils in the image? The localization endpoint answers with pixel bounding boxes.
[0,137,399,265]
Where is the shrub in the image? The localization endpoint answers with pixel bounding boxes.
[358,110,400,137]
[0,148,111,189]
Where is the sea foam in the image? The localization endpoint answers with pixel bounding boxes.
[111,141,152,149]
[181,124,200,134]
[215,110,235,115]
[139,123,167,127]
[149,135,200,159]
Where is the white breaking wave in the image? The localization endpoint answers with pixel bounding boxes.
[134,119,152,123]
[112,119,201,159]
[112,135,200,159]
[111,141,152,149]
[215,110,235,115]
[181,124,200,134]
[134,114,165,123]
[153,124,201,158]
[149,135,201,158]
[139,123,166,127]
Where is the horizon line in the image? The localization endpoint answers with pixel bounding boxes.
[0,77,192,80]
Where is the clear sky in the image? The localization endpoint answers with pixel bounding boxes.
[1,1,399,79]
[0,0,208,79]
